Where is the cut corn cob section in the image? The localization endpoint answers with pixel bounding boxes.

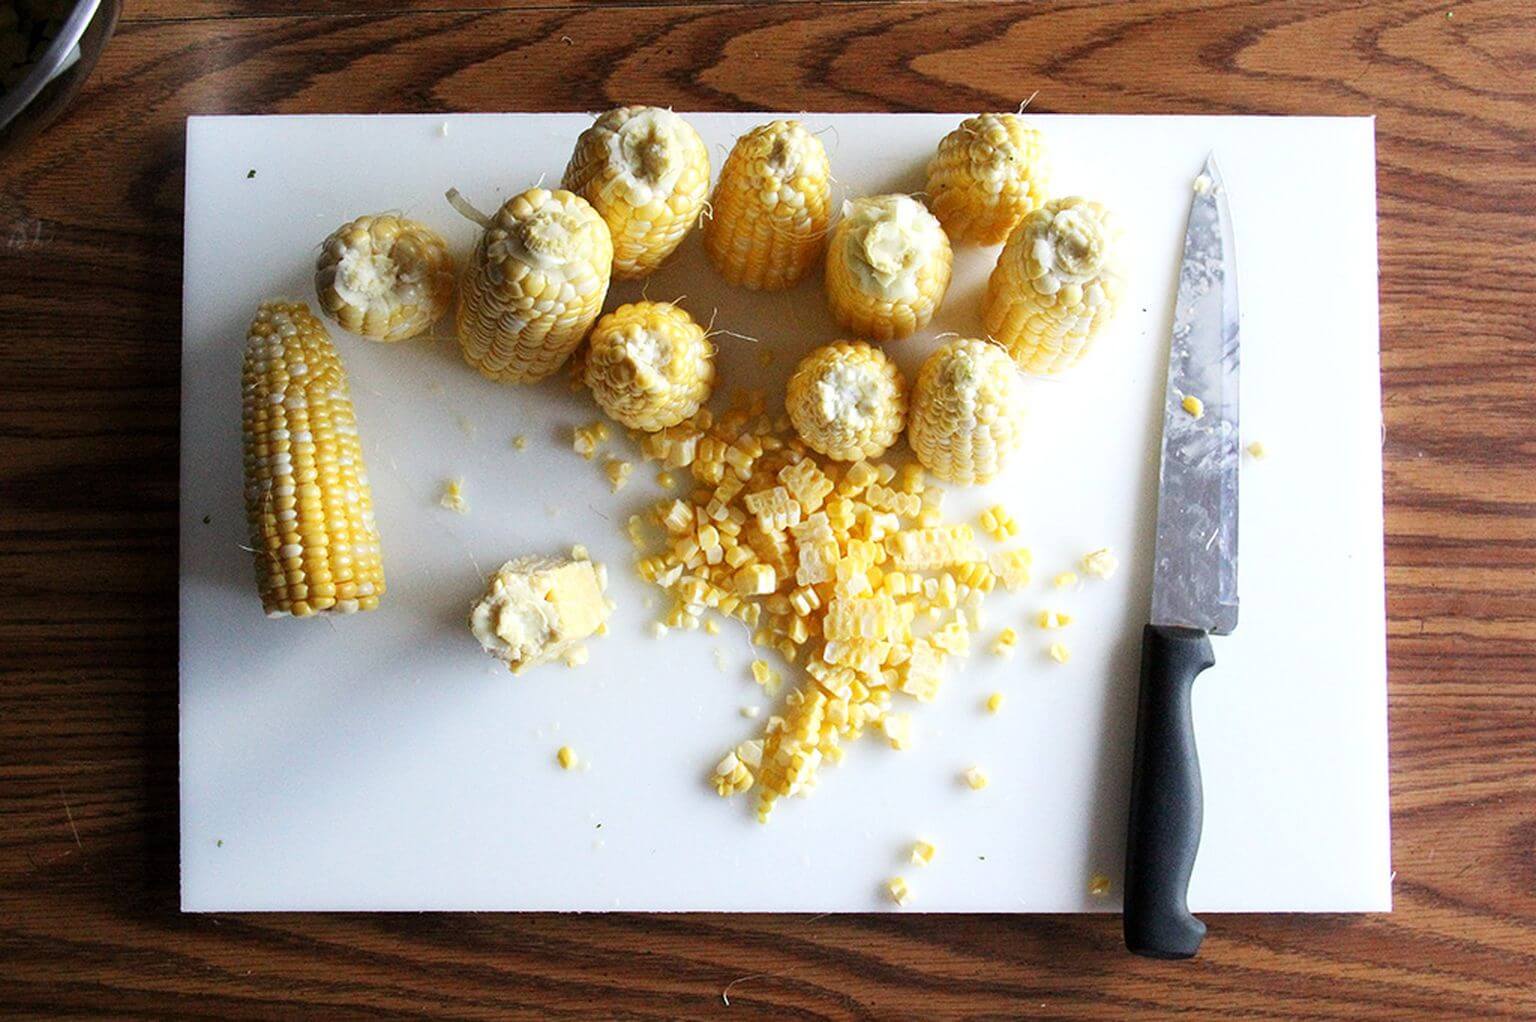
[925,113,1048,245]
[584,301,715,431]
[469,552,612,675]
[982,196,1125,374]
[785,341,907,461]
[240,301,385,617]
[824,195,952,341]
[314,214,455,341]
[455,187,613,383]
[563,106,710,279]
[704,119,832,290]
[907,338,1027,485]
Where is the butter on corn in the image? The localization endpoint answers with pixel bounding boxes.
[585,301,715,432]
[925,113,1049,245]
[469,552,612,675]
[786,342,908,462]
[240,301,385,617]
[825,194,952,341]
[563,106,710,279]
[454,187,613,384]
[704,119,831,290]
[983,196,1125,375]
[315,214,455,341]
[908,338,1027,485]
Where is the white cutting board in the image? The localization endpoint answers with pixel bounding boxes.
[180,113,1389,913]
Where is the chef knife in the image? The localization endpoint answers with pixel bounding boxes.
[1123,154,1239,959]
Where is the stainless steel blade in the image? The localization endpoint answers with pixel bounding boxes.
[1149,154,1240,635]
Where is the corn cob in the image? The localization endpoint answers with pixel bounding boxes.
[563,106,710,279]
[314,214,455,341]
[785,341,907,461]
[703,119,831,290]
[907,337,1026,485]
[240,301,385,617]
[584,301,715,431]
[982,197,1125,374]
[454,187,613,384]
[925,114,1048,246]
[824,195,952,341]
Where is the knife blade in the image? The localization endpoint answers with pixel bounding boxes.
[1123,154,1240,960]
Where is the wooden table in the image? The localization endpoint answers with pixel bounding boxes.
[3,1,1533,1017]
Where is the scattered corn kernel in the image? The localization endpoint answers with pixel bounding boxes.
[1054,571,1078,588]
[565,646,590,667]
[1049,641,1071,664]
[991,627,1019,657]
[881,712,913,750]
[605,458,633,492]
[963,766,990,790]
[740,705,761,719]
[1089,873,1112,897]
[557,746,579,770]
[439,477,468,513]
[1246,440,1267,459]
[704,618,721,636]
[910,840,937,867]
[1081,548,1119,579]
[986,691,1004,714]
[1037,609,1072,629]
[991,547,1033,591]
[1182,394,1205,419]
[512,434,528,450]
[657,471,676,488]
[978,504,1019,541]
[886,876,912,907]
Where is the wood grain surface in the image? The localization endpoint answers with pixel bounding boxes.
[2,1,1534,1018]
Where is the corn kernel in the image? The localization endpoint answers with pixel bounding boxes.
[557,746,579,770]
[1081,548,1119,579]
[605,458,633,492]
[886,876,912,907]
[512,434,528,450]
[439,477,468,513]
[565,646,589,667]
[881,712,913,750]
[910,840,937,867]
[1049,641,1071,664]
[963,766,989,790]
[1246,441,1267,459]
[1037,609,1072,629]
[986,691,1004,714]
[1054,571,1079,589]
[1182,394,1205,419]
[991,627,1019,657]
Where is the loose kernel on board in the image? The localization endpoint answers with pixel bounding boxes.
[439,477,468,513]
[963,766,990,790]
[1081,548,1119,579]
[565,646,589,668]
[1089,873,1112,897]
[991,627,1019,658]
[986,691,1004,714]
[882,712,913,750]
[1049,641,1071,664]
[511,434,528,450]
[886,876,912,907]
[1181,394,1204,419]
[704,618,721,636]
[1037,609,1072,629]
[910,840,937,867]
[557,746,579,770]
[1246,440,1267,459]
[1054,571,1079,589]
[605,458,633,492]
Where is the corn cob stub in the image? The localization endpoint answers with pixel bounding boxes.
[785,341,908,462]
[455,187,613,384]
[563,106,710,279]
[584,301,716,432]
[624,394,1022,823]
[824,194,953,342]
[703,119,832,291]
[314,214,456,341]
[907,337,1027,485]
[982,196,1125,375]
[925,113,1049,246]
[240,301,385,617]
[469,552,613,675]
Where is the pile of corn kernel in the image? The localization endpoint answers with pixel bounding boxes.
[606,391,1045,822]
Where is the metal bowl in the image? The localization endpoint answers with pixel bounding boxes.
[0,0,122,159]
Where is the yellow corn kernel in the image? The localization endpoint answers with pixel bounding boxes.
[565,645,590,667]
[704,119,832,290]
[1089,873,1112,897]
[315,214,455,341]
[778,459,834,514]
[712,751,754,796]
[991,547,1033,591]
[978,504,1019,541]
[824,194,953,341]
[908,338,1027,485]
[992,627,1018,657]
[982,196,1125,375]
[886,876,912,907]
[240,301,386,617]
[890,525,980,571]
[511,434,528,450]
[604,458,633,492]
[557,746,579,770]
[963,766,990,790]
[733,563,778,596]
[925,113,1049,245]
[744,485,802,532]
[585,301,715,431]
[882,712,913,750]
[1246,440,1267,459]
[563,106,710,278]
[1049,641,1071,664]
[1081,548,1119,579]
[657,470,676,488]
[455,187,612,384]
[1182,394,1205,419]
[910,840,937,867]
[986,691,1004,714]
[703,617,721,636]
[439,477,468,513]
[750,659,778,688]
[1054,570,1079,589]
[785,342,909,462]
[1037,609,1071,629]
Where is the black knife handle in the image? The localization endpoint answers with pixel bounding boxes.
[1124,623,1215,959]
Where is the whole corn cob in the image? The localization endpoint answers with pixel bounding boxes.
[703,119,832,290]
[454,187,613,384]
[584,301,715,431]
[240,301,385,617]
[563,106,710,279]
[314,214,456,341]
[925,113,1048,246]
[982,196,1125,374]
[785,341,907,461]
[907,337,1026,485]
[824,194,952,342]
